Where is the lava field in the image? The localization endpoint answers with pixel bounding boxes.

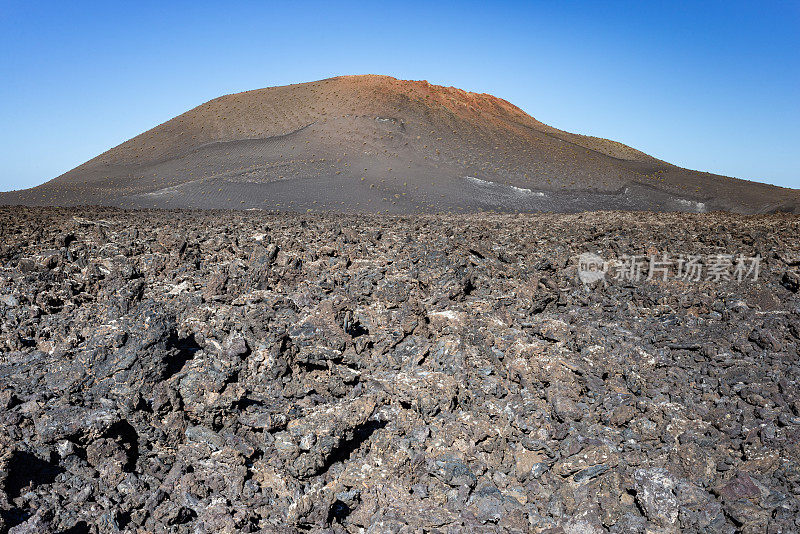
[1,207,799,533]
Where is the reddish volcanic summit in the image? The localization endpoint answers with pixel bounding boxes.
[2,75,797,213]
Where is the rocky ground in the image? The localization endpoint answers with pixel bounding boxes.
[0,206,799,533]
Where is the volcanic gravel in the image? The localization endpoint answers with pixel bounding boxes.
[1,207,799,533]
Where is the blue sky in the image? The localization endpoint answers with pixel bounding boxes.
[1,1,798,190]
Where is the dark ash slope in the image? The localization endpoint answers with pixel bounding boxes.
[2,75,797,213]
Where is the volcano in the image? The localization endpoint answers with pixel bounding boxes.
[2,75,797,213]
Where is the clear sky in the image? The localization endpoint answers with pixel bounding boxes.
[1,1,798,191]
